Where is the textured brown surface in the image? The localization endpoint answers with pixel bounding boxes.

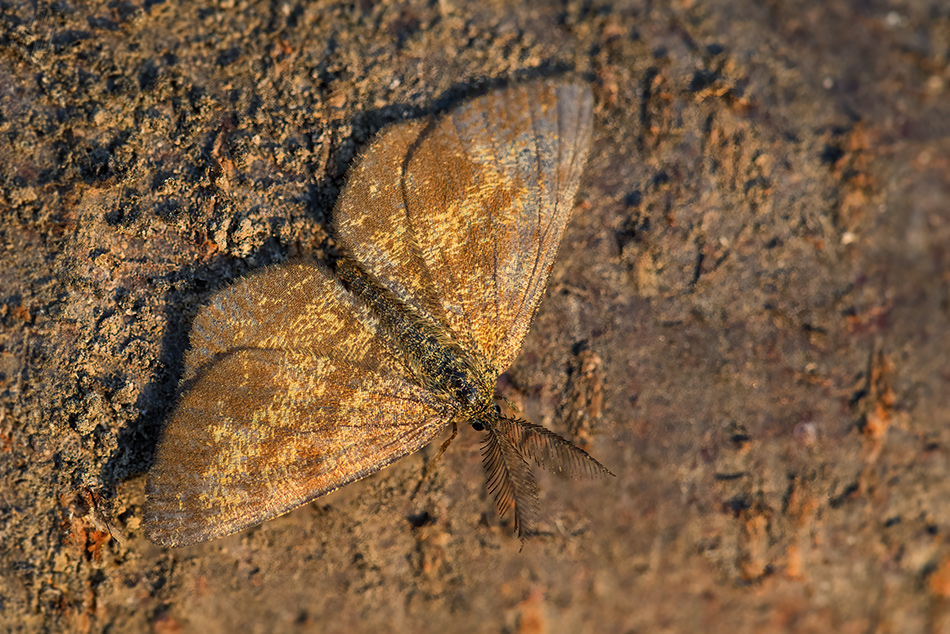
[1,0,949,632]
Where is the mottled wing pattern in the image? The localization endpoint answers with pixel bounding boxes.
[146,349,449,547]
[335,81,593,373]
[145,265,451,547]
[183,262,398,380]
[332,120,444,320]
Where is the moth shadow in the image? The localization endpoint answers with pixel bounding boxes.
[99,242,286,490]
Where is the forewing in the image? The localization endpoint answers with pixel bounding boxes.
[145,348,451,547]
[184,261,400,381]
[331,120,440,324]
[334,81,594,373]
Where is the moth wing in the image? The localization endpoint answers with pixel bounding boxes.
[334,81,593,373]
[145,348,451,547]
[145,263,441,546]
[183,261,402,381]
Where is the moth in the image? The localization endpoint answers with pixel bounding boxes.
[144,80,611,547]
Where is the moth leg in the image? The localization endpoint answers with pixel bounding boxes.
[410,421,459,501]
[430,420,459,466]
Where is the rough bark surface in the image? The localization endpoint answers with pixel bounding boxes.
[1,1,948,632]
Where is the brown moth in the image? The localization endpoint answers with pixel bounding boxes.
[144,80,610,547]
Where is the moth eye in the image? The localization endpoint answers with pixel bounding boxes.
[471,421,485,432]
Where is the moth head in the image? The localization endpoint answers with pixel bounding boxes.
[470,402,502,432]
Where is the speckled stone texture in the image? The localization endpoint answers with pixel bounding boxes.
[0,1,948,632]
